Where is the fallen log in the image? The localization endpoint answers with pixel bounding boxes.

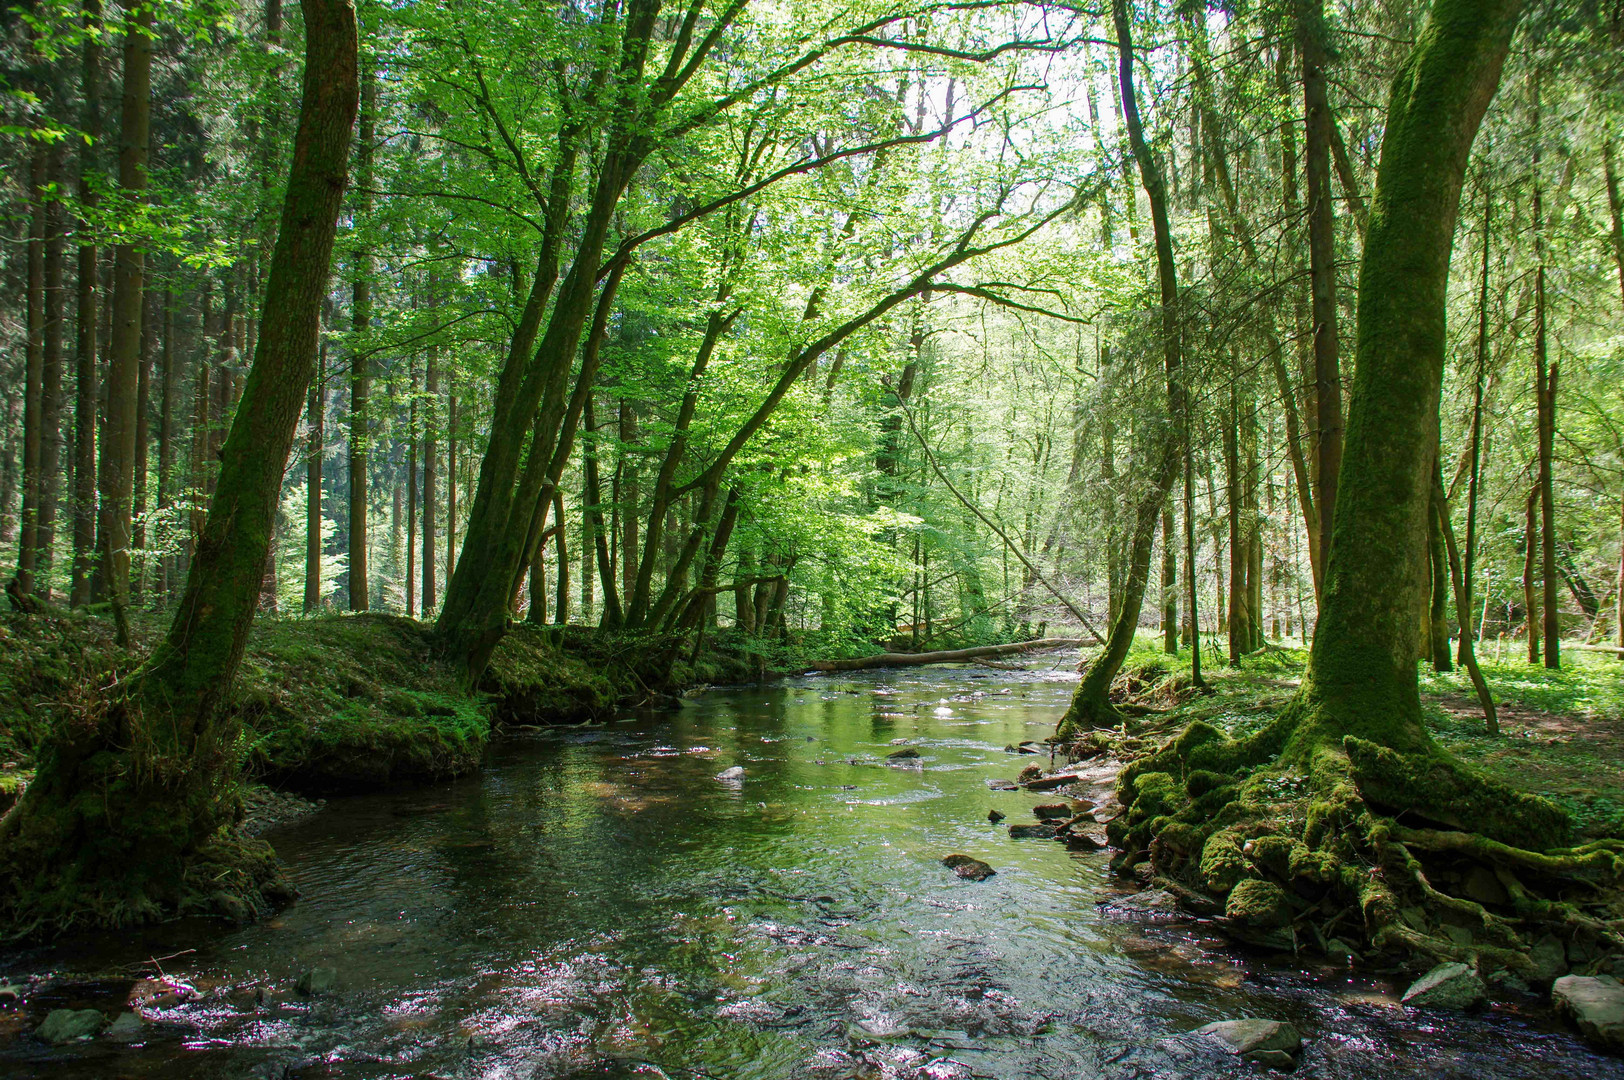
[1568,643,1624,657]
[808,638,1086,672]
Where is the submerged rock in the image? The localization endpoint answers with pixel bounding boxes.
[886,748,922,761]
[716,766,746,780]
[987,809,1006,823]
[1032,803,1072,820]
[296,967,339,997]
[942,854,996,881]
[1099,889,1183,919]
[1017,764,1044,784]
[106,1011,147,1040]
[1008,823,1059,840]
[985,778,1019,791]
[1024,772,1082,792]
[35,1008,105,1044]
[1197,1018,1302,1069]
[1401,963,1485,1010]
[1552,974,1624,1052]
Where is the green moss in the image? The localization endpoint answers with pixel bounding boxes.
[1200,829,1250,893]
[1225,878,1291,927]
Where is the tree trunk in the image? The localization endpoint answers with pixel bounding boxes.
[348,58,374,611]
[1161,504,1177,654]
[0,0,358,933]
[71,0,102,610]
[1058,0,1185,733]
[97,0,154,643]
[1284,0,1522,759]
[304,348,323,614]
[156,289,177,596]
[38,148,66,600]
[1531,90,1559,670]
[407,357,417,618]
[1460,182,1490,664]
[1299,0,1343,578]
[14,143,47,601]
[1524,484,1540,663]
[422,345,437,615]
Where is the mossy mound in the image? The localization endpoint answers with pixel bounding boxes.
[1093,708,1624,977]
[234,615,492,792]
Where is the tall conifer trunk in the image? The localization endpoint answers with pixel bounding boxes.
[97,0,155,643]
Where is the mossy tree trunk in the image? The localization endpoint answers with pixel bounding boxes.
[0,0,359,935]
[1278,0,1524,770]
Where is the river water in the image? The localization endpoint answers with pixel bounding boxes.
[1,667,1616,1079]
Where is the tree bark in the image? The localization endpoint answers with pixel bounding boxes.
[1531,86,1559,669]
[0,0,359,932]
[97,0,155,643]
[1524,484,1540,663]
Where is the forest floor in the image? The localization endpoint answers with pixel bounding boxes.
[0,609,762,814]
[1096,633,1624,842]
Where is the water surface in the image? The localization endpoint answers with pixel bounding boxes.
[1,667,1614,1078]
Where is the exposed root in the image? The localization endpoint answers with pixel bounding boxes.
[1079,716,1624,980]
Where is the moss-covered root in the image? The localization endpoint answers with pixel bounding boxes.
[0,707,291,939]
[1099,718,1618,975]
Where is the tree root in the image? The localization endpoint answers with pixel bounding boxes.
[1080,718,1624,979]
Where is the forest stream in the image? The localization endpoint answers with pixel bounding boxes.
[1,667,1619,1080]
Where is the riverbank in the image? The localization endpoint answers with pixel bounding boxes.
[1047,633,1624,1053]
[0,609,765,811]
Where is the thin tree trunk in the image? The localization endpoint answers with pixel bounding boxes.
[131,286,155,600]
[407,356,417,618]
[1460,181,1491,663]
[304,346,323,614]
[156,288,177,596]
[553,489,569,624]
[1300,0,1343,579]
[14,144,47,601]
[422,345,437,614]
[1524,484,1540,663]
[348,58,374,611]
[1436,472,1496,732]
[1162,504,1177,654]
[1531,88,1559,670]
[71,0,102,609]
[38,148,66,599]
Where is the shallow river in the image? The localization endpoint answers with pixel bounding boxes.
[1,667,1617,1079]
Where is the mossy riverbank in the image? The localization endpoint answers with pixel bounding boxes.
[0,610,767,813]
[1066,632,1624,984]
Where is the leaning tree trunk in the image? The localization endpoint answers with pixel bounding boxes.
[1057,0,1184,734]
[0,0,359,936]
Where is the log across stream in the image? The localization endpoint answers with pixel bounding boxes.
[0,667,1616,1079]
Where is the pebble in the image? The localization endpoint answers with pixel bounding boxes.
[35,1008,105,1044]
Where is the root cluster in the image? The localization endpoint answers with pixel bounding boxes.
[1077,711,1624,981]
